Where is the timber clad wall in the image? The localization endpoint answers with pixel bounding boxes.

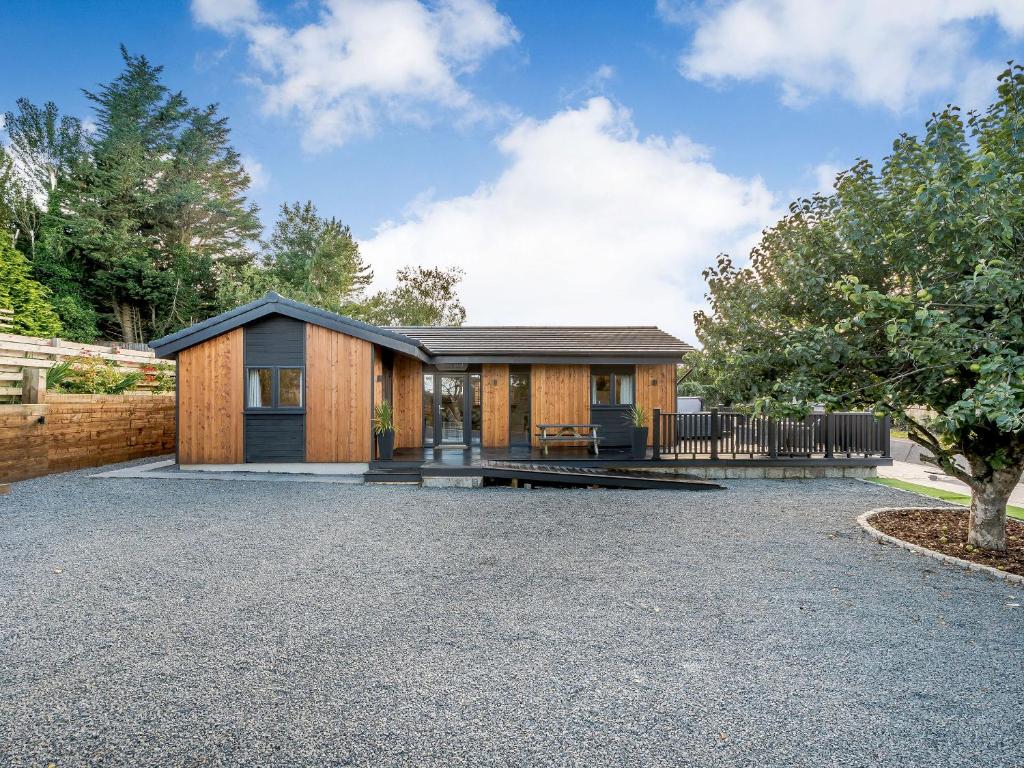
[530,364,589,447]
[482,363,509,448]
[0,393,175,483]
[392,355,423,449]
[306,325,373,462]
[636,363,676,446]
[178,329,244,464]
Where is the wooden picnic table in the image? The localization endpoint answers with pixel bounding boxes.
[535,423,601,456]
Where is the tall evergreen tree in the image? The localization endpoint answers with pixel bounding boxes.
[40,47,259,342]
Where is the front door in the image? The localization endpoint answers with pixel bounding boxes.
[425,372,482,447]
[439,375,466,444]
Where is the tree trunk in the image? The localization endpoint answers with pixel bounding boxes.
[967,463,1023,552]
[113,300,141,344]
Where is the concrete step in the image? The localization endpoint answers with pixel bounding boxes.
[363,470,422,484]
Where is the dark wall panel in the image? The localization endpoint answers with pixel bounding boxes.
[245,413,305,462]
[245,315,305,366]
[591,406,631,447]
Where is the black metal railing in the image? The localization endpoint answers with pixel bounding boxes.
[651,409,890,460]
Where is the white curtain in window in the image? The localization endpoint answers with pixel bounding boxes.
[247,369,263,407]
[617,375,634,405]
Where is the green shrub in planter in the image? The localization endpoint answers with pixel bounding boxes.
[373,400,399,460]
[624,405,649,459]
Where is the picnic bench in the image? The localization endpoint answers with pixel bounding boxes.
[535,424,601,456]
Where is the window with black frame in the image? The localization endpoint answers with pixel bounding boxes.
[246,367,304,409]
[591,369,634,406]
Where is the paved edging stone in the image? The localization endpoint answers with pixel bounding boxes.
[858,506,1024,585]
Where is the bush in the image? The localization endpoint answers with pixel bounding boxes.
[0,241,63,338]
[51,354,144,394]
[140,362,174,394]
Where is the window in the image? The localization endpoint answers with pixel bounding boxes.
[246,367,303,410]
[279,368,303,407]
[423,374,434,444]
[616,374,634,406]
[591,369,634,406]
[248,368,273,408]
[591,374,612,405]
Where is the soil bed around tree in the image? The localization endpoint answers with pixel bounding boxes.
[871,508,1024,577]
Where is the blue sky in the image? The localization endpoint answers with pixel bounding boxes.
[2,1,1022,340]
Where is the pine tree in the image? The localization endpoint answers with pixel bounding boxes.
[155,103,261,333]
[40,47,259,342]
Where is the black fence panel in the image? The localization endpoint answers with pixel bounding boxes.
[652,410,889,460]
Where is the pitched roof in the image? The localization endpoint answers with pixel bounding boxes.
[149,292,429,360]
[393,326,694,358]
[149,293,693,362]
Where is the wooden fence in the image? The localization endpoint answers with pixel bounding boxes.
[0,393,175,483]
[0,331,175,402]
[652,409,890,460]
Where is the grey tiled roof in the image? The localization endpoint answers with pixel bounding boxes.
[149,292,694,361]
[391,326,694,357]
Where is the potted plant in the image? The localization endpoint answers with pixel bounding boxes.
[373,400,398,460]
[625,405,648,459]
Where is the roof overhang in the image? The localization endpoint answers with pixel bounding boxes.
[428,354,687,365]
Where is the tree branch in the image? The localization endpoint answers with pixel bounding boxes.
[898,408,976,488]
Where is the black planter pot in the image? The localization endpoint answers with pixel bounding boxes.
[631,427,648,459]
[377,429,395,460]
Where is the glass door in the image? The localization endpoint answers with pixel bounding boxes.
[439,375,466,444]
[509,371,530,445]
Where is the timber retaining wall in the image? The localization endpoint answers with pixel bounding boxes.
[0,393,175,483]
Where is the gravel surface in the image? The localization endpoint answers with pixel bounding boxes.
[2,463,1022,767]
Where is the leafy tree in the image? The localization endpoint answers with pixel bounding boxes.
[357,265,466,326]
[0,241,62,337]
[694,65,1024,551]
[1,99,85,258]
[260,201,373,312]
[0,146,18,246]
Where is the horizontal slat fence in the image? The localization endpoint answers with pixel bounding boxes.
[0,393,175,483]
[0,332,175,402]
[652,409,889,460]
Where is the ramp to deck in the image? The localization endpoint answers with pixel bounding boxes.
[366,453,723,489]
[479,462,721,490]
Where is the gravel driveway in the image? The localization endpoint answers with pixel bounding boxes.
[2,464,1022,767]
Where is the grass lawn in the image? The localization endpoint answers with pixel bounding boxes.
[868,477,1024,521]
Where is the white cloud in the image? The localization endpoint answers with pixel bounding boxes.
[241,155,270,190]
[668,0,1024,111]
[655,0,695,27]
[192,0,519,149]
[361,97,778,343]
[192,0,260,30]
[811,162,841,195]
